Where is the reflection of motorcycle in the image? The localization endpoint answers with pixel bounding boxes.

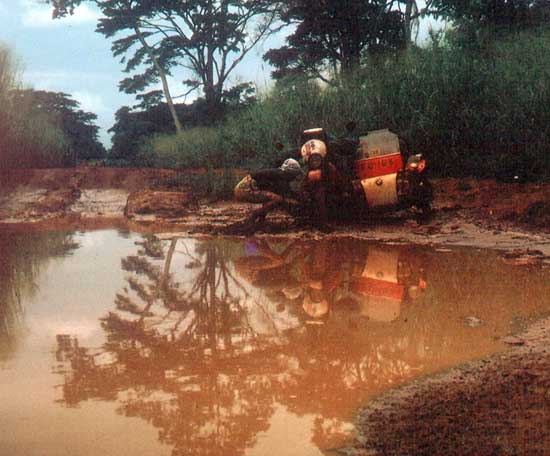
[298,125,433,220]
[349,246,427,322]
[233,239,427,326]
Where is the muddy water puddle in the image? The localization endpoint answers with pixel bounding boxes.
[0,230,549,456]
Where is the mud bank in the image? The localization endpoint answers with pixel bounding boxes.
[339,316,550,456]
[1,167,548,254]
[0,167,181,222]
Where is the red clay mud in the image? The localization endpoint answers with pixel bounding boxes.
[340,318,550,456]
[1,168,548,236]
[1,167,549,455]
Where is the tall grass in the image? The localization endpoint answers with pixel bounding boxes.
[147,28,550,181]
[0,44,71,169]
[141,127,223,169]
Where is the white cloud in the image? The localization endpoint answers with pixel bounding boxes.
[72,90,109,114]
[21,0,99,28]
[23,69,116,91]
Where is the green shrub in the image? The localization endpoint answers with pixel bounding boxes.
[0,44,71,169]
[164,167,236,200]
[144,127,223,169]
[143,28,550,181]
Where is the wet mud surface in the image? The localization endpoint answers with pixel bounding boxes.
[1,168,550,455]
[341,318,550,456]
[0,168,180,222]
[1,168,549,243]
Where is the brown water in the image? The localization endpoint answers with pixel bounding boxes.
[0,230,549,456]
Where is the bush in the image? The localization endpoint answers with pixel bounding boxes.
[143,28,550,181]
[170,167,236,200]
[145,127,223,169]
[0,44,71,169]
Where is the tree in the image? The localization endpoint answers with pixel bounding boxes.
[428,0,550,44]
[49,0,277,127]
[109,83,255,160]
[11,89,105,161]
[108,106,157,160]
[264,0,406,82]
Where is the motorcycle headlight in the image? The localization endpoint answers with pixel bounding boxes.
[406,154,426,173]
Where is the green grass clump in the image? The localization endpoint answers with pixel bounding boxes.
[171,167,236,200]
[142,127,223,169]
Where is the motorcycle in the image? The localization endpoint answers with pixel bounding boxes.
[297,124,433,221]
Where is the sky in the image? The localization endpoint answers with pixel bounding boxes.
[0,1,130,145]
[0,0,285,146]
[0,1,443,147]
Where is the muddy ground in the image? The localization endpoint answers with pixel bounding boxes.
[339,317,550,456]
[0,167,548,244]
[1,167,550,455]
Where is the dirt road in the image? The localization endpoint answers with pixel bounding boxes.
[0,167,548,242]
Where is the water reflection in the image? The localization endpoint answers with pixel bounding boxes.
[51,235,550,455]
[234,239,427,324]
[0,231,77,360]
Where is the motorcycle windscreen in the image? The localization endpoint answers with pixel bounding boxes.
[357,129,400,159]
[360,173,399,207]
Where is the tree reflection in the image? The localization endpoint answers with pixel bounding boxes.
[0,231,77,360]
[55,236,291,455]
[54,237,550,455]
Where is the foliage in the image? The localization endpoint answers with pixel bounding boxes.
[169,168,237,200]
[148,28,550,181]
[430,0,550,46]
[44,2,550,182]
[0,45,72,168]
[0,46,104,168]
[109,83,256,160]
[265,0,406,81]
[12,90,106,161]
[143,127,223,169]
[49,0,277,125]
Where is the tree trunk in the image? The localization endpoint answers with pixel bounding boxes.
[404,0,415,46]
[204,84,223,124]
[203,36,224,124]
[134,25,183,133]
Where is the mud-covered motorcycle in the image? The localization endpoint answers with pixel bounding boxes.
[298,125,433,221]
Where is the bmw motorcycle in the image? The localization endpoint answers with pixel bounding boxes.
[298,125,433,220]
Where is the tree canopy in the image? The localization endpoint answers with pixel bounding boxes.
[109,82,255,160]
[429,0,550,44]
[264,0,406,82]
[11,90,105,160]
[49,0,278,127]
